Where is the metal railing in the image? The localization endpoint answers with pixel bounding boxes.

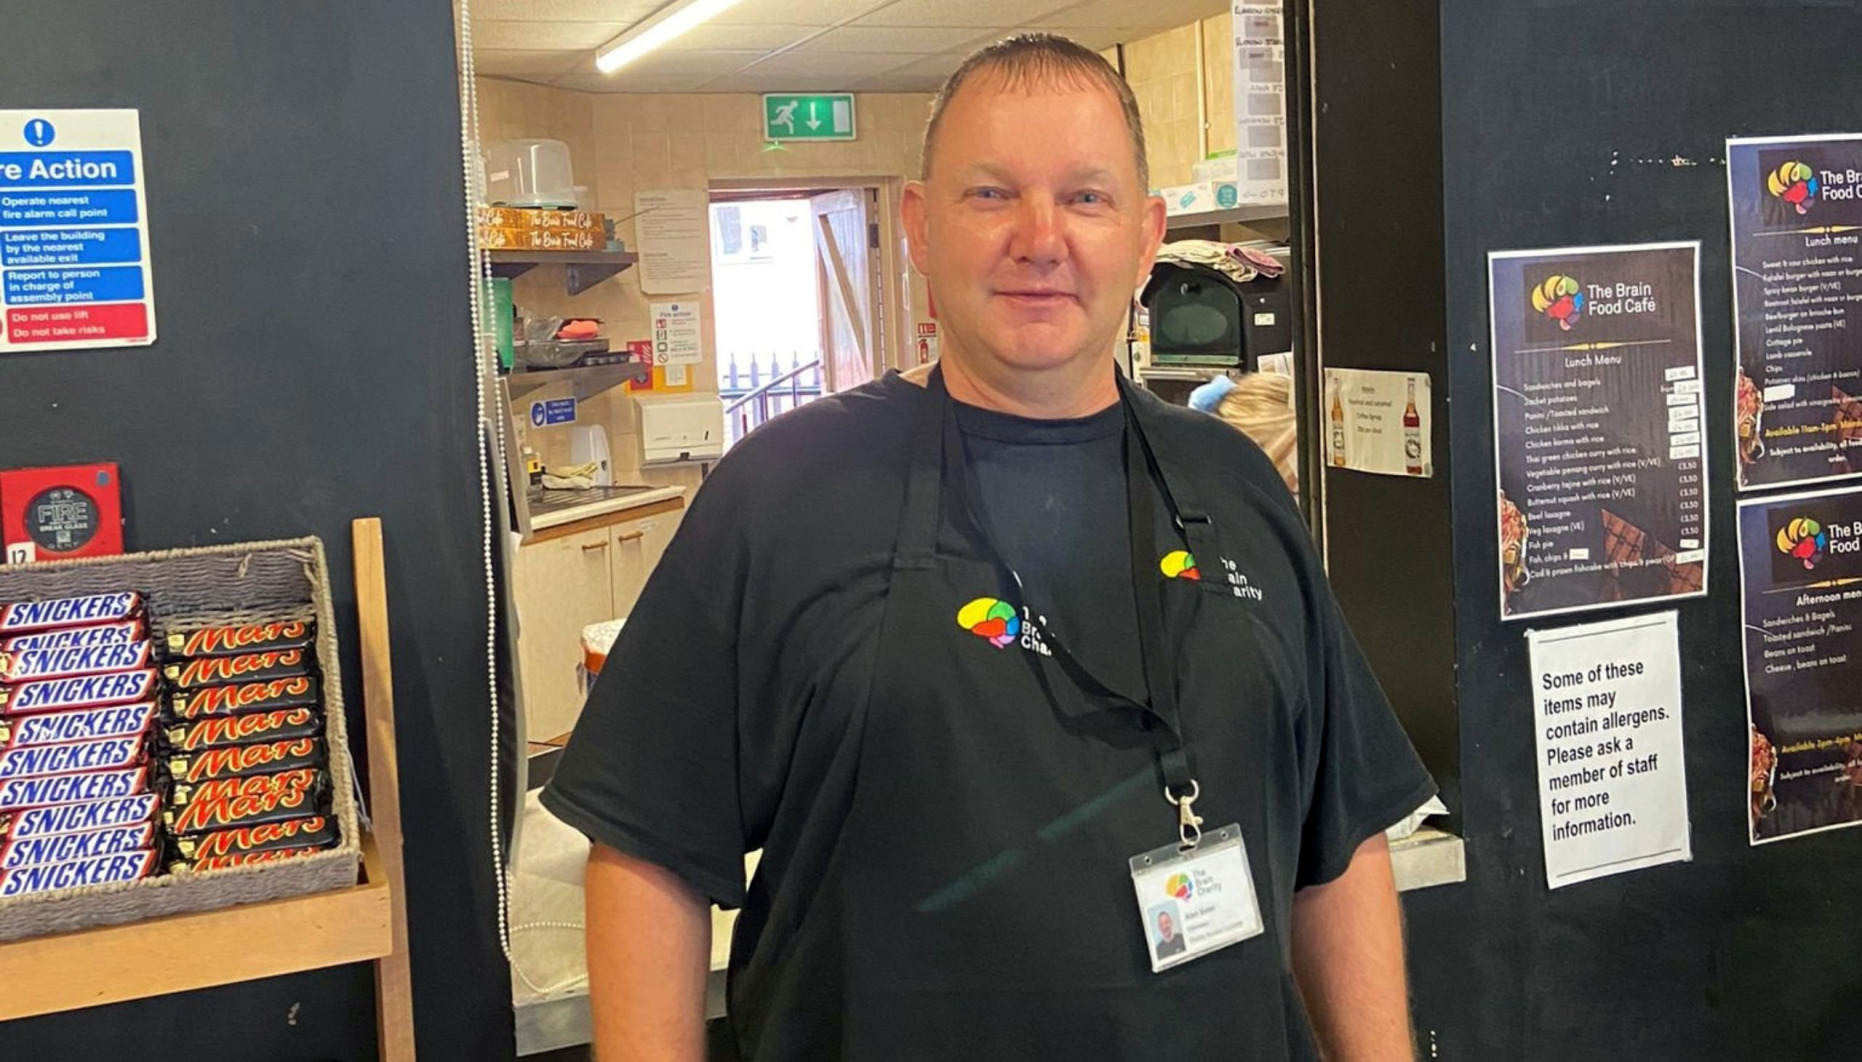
[722,356,825,445]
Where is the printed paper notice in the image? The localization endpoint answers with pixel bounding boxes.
[1323,368,1431,477]
[649,301,701,365]
[634,189,707,294]
[1738,484,1862,844]
[1490,242,1708,621]
[1527,612,1691,889]
[1727,134,1862,490]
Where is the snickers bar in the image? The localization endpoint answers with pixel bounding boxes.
[165,779,326,835]
[189,845,322,872]
[171,815,336,863]
[164,649,309,691]
[166,676,319,722]
[0,670,159,716]
[0,821,156,871]
[0,702,156,749]
[164,708,320,753]
[0,640,154,684]
[0,849,155,897]
[166,737,324,785]
[1,619,145,654]
[172,767,327,810]
[0,794,159,840]
[0,593,142,636]
[0,766,149,812]
[0,736,146,780]
[167,620,314,659]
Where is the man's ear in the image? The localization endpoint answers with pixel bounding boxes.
[1134,193,1167,289]
[901,179,931,277]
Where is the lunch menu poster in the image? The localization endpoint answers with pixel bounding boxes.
[1491,243,1709,622]
[1728,134,1862,491]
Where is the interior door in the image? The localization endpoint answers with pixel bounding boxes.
[812,188,881,392]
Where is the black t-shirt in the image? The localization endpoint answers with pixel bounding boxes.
[543,371,1435,1060]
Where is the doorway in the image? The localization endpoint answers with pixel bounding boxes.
[709,182,893,446]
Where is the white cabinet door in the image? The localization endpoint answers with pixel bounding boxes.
[512,527,613,743]
[609,506,684,620]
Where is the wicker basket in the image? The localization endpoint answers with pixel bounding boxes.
[0,537,362,942]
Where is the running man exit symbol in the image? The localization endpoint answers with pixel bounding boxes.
[24,119,54,147]
[761,94,856,142]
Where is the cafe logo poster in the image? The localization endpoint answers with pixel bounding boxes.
[1531,275,1587,331]
[1767,160,1820,216]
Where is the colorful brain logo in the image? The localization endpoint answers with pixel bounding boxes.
[1531,275,1586,331]
[1776,517,1828,570]
[957,597,1020,649]
[1768,161,1820,215]
[1159,550,1201,581]
[1166,873,1193,901]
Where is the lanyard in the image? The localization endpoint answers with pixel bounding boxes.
[922,367,1216,845]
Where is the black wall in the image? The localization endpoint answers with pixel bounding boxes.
[0,3,512,1059]
[1317,1,1862,1058]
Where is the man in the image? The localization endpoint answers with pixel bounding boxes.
[545,34,1435,1062]
[1153,909,1187,961]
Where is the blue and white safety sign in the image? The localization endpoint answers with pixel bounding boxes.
[0,110,156,354]
[530,398,577,427]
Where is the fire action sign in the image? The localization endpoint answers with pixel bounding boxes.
[0,110,156,354]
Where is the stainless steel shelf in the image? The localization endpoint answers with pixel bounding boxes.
[503,361,649,402]
[487,249,637,294]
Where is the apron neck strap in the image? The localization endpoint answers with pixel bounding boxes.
[894,366,954,569]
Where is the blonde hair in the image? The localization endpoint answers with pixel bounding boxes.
[1214,373,1299,495]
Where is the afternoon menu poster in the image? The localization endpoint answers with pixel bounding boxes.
[1490,243,1708,621]
[1740,485,1862,843]
[1728,134,1862,490]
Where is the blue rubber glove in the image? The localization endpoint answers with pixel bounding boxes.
[1187,372,1238,413]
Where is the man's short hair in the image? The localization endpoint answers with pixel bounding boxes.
[920,33,1150,193]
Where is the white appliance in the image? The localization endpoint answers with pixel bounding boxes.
[568,425,614,486]
[635,393,724,465]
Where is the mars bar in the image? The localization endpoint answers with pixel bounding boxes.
[164,778,326,835]
[0,640,154,684]
[1,619,145,654]
[164,649,309,691]
[0,766,149,812]
[171,767,326,809]
[171,815,336,862]
[0,702,156,748]
[0,849,155,896]
[167,620,314,659]
[0,593,141,636]
[0,736,146,780]
[165,737,323,785]
[0,794,158,840]
[165,676,319,722]
[0,821,156,870]
[164,707,321,753]
[188,844,323,872]
[0,670,159,716]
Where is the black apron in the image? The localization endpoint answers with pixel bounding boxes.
[732,368,1320,1061]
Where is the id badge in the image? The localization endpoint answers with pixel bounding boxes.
[1129,823,1264,973]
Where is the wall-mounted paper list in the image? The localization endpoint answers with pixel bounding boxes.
[634,189,708,294]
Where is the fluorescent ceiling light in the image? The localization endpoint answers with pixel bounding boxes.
[596,0,749,74]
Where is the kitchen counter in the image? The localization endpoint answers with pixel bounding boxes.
[525,484,686,541]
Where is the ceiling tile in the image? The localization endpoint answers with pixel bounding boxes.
[471,19,629,50]
[884,52,967,80]
[712,0,894,27]
[1044,0,1228,30]
[656,23,823,51]
[598,48,770,76]
[552,72,715,94]
[1009,25,1138,50]
[850,70,952,92]
[789,25,991,53]
[741,49,917,78]
[470,0,664,22]
[855,0,1076,27]
[473,49,587,79]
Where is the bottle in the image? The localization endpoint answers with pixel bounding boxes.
[1403,378,1424,475]
[1330,383,1347,467]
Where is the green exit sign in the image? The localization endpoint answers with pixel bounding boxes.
[763,94,857,142]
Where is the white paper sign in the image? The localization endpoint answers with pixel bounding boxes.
[0,110,157,353]
[1322,368,1432,477]
[649,300,701,365]
[634,189,708,294]
[1527,611,1691,889]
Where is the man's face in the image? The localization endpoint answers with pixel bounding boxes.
[904,72,1165,377]
[1157,912,1175,940]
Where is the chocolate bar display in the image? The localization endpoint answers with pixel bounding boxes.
[165,620,313,659]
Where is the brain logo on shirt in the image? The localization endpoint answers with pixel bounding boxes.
[957,597,1021,649]
[1159,550,1201,581]
[1166,872,1193,901]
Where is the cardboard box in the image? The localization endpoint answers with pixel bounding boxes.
[1,463,124,564]
[1158,183,1217,215]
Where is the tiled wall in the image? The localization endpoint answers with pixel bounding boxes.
[1122,12,1239,190]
